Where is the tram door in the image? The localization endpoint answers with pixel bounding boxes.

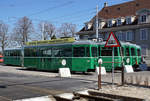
[124,47,132,65]
[137,49,142,64]
[131,47,136,65]
[72,47,89,72]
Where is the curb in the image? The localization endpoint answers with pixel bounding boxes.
[14,95,56,101]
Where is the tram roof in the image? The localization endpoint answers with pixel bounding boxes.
[4,48,21,51]
[24,43,73,48]
[97,41,141,48]
[72,40,97,45]
[24,40,97,48]
[120,42,141,48]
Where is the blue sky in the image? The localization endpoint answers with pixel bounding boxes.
[0,0,132,31]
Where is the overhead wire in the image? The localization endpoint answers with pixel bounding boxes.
[28,1,74,17]
[5,0,97,29]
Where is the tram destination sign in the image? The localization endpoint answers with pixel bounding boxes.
[104,32,121,47]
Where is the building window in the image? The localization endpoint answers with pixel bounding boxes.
[126,17,132,24]
[141,45,148,56]
[126,31,133,41]
[140,15,147,23]
[116,31,123,41]
[85,24,88,30]
[98,33,104,39]
[117,19,122,26]
[140,29,148,40]
[108,20,112,27]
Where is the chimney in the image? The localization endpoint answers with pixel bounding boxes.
[104,2,108,7]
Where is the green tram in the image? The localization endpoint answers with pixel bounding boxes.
[97,41,142,71]
[4,38,142,72]
[4,40,98,72]
[4,48,22,66]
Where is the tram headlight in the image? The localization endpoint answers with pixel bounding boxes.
[62,59,66,66]
[98,58,103,64]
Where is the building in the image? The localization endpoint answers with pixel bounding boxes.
[77,0,150,65]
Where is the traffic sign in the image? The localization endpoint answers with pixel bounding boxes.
[104,32,121,47]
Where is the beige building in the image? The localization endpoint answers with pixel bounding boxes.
[77,0,150,65]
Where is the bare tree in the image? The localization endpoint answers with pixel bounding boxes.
[59,23,77,37]
[68,23,77,37]
[13,16,34,45]
[39,21,56,40]
[0,21,9,54]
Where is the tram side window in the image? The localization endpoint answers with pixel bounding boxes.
[114,47,119,56]
[31,48,37,56]
[86,47,90,57]
[126,48,130,56]
[38,48,46,56]
[16,51,19,56]
[92,47,97,57]
[131,48,135,56]
[73,47,85,57]
[6,51,10,56]
[121,47,125,56]
[52,48,60,57]
[5,51,8,56]
[43,48,52,57]
[10,51,14,56]
[18,51,21,56]
[25,48,37,57]
[25,49,31,56]
[14,51,17,56]
[137,49,141,56]
[60,48,72,57]
[98,47,100,56]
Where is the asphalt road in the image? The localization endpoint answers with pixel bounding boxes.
[0,71,97,100]
[0,65,150,100]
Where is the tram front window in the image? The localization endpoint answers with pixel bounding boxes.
[137,49,141,56]
[131,48,135,56]
[126,48,130,56]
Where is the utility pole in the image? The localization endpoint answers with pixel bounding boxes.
[21,41,24,68]
[42,22,45,40]
[96,5,99,39]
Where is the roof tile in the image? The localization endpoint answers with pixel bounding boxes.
[98,0,150,19]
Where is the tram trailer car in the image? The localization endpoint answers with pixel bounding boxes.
[23,40,98,72]
[4,49,22,66]
[97,41,142,71]
[3,39,142,72]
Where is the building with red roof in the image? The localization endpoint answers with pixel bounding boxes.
[78,0,150,64]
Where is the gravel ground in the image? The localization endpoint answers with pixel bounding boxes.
[95,84,150,100]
